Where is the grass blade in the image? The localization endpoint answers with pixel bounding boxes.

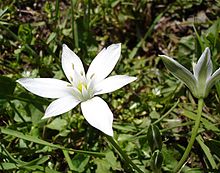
[0,127,104,157]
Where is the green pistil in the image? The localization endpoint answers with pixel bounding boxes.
[77,82,87,92]
[77,83,83,92]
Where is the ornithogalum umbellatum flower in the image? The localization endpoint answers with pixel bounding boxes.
[17,43,136,136]
[160,47,220,98]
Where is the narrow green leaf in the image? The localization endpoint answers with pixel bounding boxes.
[0,8,8,18]
[147,124,162,151]
[0,162,60,172]
[63,150,75,171]
[0,128,104,157]
[1,144,22,164]
[54,0,60,21]
[71,0,79,48]
[71,154,90,172]
[0,163,18,170]
[20,156,50,167]
[180,109,220,132]
[151,150,163,172]
[0,146,56,171]
[196,135,217,169]
[46,32,57,44]
[205,139,220,158]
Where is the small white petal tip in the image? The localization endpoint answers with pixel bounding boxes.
[62,44,68,49]
[107,43,121,49]
[41,116,48,120]
[132,76,137,81]
[105,130,114,136]
[16,78,30,85]
[204,47,211,55]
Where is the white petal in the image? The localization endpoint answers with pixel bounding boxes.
[207,67,220,94]
[81,97,113,136]
[43,96,80,119]
[86,43,121,83]
[210,67,220,82]
[94,75,137,95]
[193,47,212,81]
[160,55,197,96]
[16,78,72,98]
[62,44,85,83]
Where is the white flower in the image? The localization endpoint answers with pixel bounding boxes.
[17,43,136,136]
[160,47,220,98]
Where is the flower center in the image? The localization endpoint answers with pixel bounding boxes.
[68,69,96,101]
[77,82,86,92]
[70,79,95,102]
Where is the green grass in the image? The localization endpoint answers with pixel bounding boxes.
[1,0,220,172]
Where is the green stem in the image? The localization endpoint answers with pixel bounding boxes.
[152,99,180,125]
[63,150,75,171]
[55,0,59,21]
[71,0,79,48]
[105,135,144,173]
[173,98,204,173]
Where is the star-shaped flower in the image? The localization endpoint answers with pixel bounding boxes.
[17,43,136,136]
[160,47,220,98]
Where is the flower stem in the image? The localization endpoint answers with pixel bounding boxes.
[153,99,180,125]
[173,98,204,173]
[105,135,144,173]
